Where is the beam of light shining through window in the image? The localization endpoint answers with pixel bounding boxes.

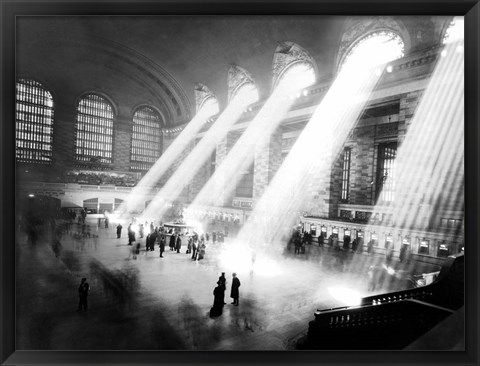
[351,18,464,281]
[188,75,315,210]
[226,36,404,272]
[117,100,219,216]
[139,91,259,222]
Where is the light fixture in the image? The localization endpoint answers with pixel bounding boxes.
[386,65,393,73]
[28,194,35,198]
[441,50,448,58]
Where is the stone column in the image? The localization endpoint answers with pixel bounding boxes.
[51,101,77,176]
[112,114,132,171]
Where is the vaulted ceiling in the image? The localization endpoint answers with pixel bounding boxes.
[16,15,450,126]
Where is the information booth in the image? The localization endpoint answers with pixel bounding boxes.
[163,222,198,247]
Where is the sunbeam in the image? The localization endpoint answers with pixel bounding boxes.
[116,100,219,217]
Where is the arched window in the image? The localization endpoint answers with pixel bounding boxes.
[442,17,464,45]
[340,31,404,71]
[16,79,54,163]
[75,94,114,164]
[272,42,317,92]
[195,83,219,118]
[231,82,259,106]
[131,106,163,171]
[276,62,316,92]
[228,65,259,106]
[199,96,220,117]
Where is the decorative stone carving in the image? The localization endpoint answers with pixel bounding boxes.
[336,16,410,72]
[272,41,317,89]
[194,83,217,113]
[228,64,256,102]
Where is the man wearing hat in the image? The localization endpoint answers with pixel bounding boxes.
[230,273,241,306]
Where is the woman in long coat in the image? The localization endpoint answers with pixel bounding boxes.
[175,235,182,253]
[210,281,224,317]
[230,273,241,306]
[169,234,176,251]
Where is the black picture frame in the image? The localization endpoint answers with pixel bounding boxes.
[1,1,479,365]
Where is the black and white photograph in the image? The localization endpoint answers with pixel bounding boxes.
[10,12,469,353]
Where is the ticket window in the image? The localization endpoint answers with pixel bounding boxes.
[332,227,339,237]
[310,224,317,237]
[303,223,309,233]
[356,231,364,249]
[326,226,332,237]
[401,237,411,247]
[344,229,351,241]
[320,226,327,243]
[400,237,411,261]
[371,233,378,246]
[438,242,450,258]
[385,235,393,250]
[419,239,429,254]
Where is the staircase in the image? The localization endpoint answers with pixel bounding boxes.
[299,253,464,350]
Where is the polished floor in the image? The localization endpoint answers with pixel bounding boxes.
[16,217,439,350]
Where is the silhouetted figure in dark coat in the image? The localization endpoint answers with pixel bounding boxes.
[191,239,197,260]
[78,278,90,312]
[128,224,135,245]
[230,273,241,306]
[351,238,358,252]
[210,281,224,317]
[159,235,165,257]
[116,224,122,238]
[175,236,182,253]
[219,272,227,304]
[169,234,176,251]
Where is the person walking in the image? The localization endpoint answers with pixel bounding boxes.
[191,238,197,260]
[128,224,135,245]
[230,273,241,306]
[77,278,90,312]
[116,223,123,239]
[169,233,176,251]
[175,235,182,253]
[159,234,165,258]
